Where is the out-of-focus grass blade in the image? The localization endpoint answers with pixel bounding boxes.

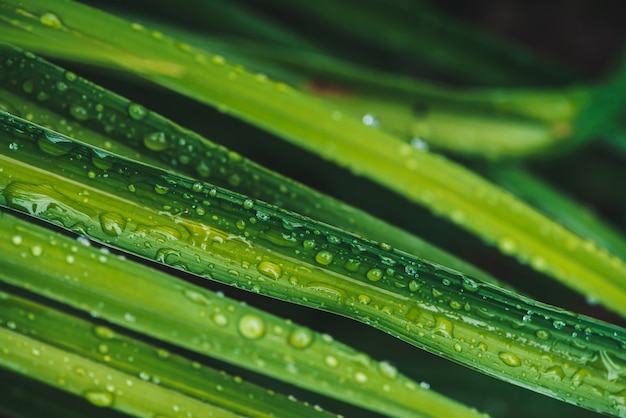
[0,322,242,417]
[488,165,626,267]
[229,0,573,86]
[0,209,474,418]
[1,114,626,415]
[0,44,497,285]
[0,286,340,418]
[1,1,626,321]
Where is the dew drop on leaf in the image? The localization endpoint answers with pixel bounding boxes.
[99,212,127,237]
[238,314,266,339]
[39,13,63,29]
[498,352,521,367]
[315,250,334,265]
[128,103,148,120]
[143,132,168,151]
[83,390,114,407]
[257,261,282,280]
[288,327,314,349]
[366,268,383,282]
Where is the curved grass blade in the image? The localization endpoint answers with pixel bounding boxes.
[1,114,626,415]
[0,287,340,418]
[1,2,626,322]
[0,209,473,418]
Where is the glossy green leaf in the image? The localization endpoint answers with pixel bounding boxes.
[1,113,626,416]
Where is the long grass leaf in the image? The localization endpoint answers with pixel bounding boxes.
[1,114,626,415]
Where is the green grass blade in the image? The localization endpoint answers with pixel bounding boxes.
[1,114,626,415]
[488,165,626,263]
[1,1,626,321]
[0,209,475,418]
[0,323,243,417]
[0,44,497,286]
[0,286,340,418]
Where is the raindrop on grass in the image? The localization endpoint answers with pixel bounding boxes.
[366,268,383,282]
[238,314,266,339]
[40,13,63,29]
[498,352,521,367]
[83,390,114,407]
[315,250,334,265]
[257,261,282,280]
[99,212,127,237]
[288,327,314,349]
[143,132,168,151]
[128,103,148,120]
[70,105,89,121]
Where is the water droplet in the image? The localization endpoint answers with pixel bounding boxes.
[498,352,521,367]
[542,365,565,381]
[242,199,254,210]
[325,355,339,368]
[344,259,360,272]
[315,250,334,265]
[124,312,137,323]
[83,390,114,407]
[288,327,314,349]
[99,212,127,237]
[366,268,383,282]
[93,326,115,339]
[378,361,398,379]
[40,12,63,29]
[357,294,371,304]
[410,137,429,151]
[8,142,18,151]
[211,312,228,326]
[154,184,169,195]
[454,343,463,352]
[553,320,566,330]
[212,55,226,65]
[70,105,89,121]
[522,311,533,323]
[257,261,282,280]
[156,348,170,359]
[571,368,591,387]
[238,314,265,339]
[498,237,517,254]
[408,280,420,292]
[433,317,454,338]
[361,113,379,127]
[128,103,147,120]
[182,289,211,305]
[143,132,168,151]
[12,235,22,245]
[22,79,34,94]
[461,276,480,292]
[354,371,368,383]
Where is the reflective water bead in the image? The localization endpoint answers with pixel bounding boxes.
[498,352,521,367]
[288,327,314,349]
[257,261,282,280]
[128,103,148,120]
[238,314,266,339]
[315,251,334,265]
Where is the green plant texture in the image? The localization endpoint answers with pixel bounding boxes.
[0,1,626,417]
